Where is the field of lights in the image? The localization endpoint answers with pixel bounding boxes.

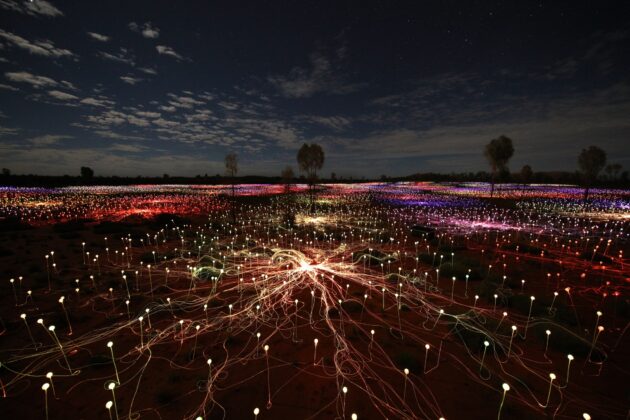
[0,182,628,420]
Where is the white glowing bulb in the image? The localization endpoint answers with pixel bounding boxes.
[502,383,510,391]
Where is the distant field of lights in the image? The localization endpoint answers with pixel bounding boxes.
[0,182,627,419]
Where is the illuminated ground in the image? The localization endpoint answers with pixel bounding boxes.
[0,182,628,419]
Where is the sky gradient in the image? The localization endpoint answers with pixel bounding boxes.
[0,0,629,178]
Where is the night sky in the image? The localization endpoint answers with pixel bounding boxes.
[0,0,629,178]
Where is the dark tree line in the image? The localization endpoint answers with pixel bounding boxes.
[1,143,626,198]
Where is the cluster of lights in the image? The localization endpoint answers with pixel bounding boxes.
[0,182,626,419]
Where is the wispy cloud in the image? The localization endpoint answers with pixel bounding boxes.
[156,45,185,61]
[48,90,79,101]
[136,111,161,118]
[324,82,630,174]
[73,90,301,152]
[5,74,115,109]
[97,48,135,66]
[109,143,148,153]
[120,75,142,85]
[80,97,113,107]
[0,125,19,137]
[27,134,72,145]
[300,115,352,131]
[166,93,203,108]
[0,83,19,91]
[5,71,58,88]
[129,21,160,39]
[0,29,75,58]
[0,0,63,17]
[138,67,157,75]
[87,32,110,42]
[268,45,363,98]
[0,143,225,177]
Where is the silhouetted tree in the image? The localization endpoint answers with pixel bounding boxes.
[578,146,606,200]
[331,172,336,181]
[297,143,324,212]
[1,168,10,176]
[281,166,295,226]
[612,164,623,180]
[604,163,622,181]
[225,152,238,222]
[281,166,294,194]
[520,164,533,195]
[520,165,533,183]
[484,135,514,197]
[225,153,238,198]
[80,166,94,179]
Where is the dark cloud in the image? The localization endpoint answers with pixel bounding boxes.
[0,0,63,17]
[0,2,628,177]
[0,29,75,58]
